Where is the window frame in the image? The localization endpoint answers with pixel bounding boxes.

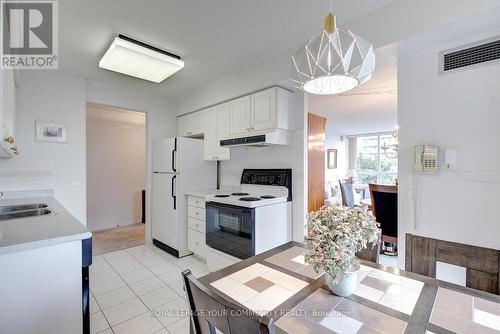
[352,133,398,185]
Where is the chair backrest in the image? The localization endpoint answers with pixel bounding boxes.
[356,241,380,263]
[406,234,500,295]
[369,184,397,238]
[182,270,275,334]
[339,179,355,208]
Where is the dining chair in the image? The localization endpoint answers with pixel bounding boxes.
[182,270,275,334]
[368,184,398,254]
[339,178,355,208]
[356,241,380,263]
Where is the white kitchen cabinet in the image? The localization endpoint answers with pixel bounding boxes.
[228,95,251,136]
[0,69,17,157]
[204,105,230,161]
[178,110,204,137]
[186,195,207,259]
[251,87,276,131]
[227,87,292,138]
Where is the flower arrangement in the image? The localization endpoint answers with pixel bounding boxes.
[304,205,380,283]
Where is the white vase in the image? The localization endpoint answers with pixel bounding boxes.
[325,262,361,297]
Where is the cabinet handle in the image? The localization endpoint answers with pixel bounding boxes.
[195,212,199,215]
[195,224,199,228]
[4,136,14,144]
[195,241,199,245]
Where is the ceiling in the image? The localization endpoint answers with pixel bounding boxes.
[59,0,394,98]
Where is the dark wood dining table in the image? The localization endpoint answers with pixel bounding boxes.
[198,241,500,334]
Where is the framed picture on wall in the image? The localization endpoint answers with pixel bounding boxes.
[36,121,68,143]
[327,149,337,169]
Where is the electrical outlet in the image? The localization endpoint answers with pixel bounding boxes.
[72,181,79,191]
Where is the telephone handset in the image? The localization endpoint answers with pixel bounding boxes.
[414,145,438,172]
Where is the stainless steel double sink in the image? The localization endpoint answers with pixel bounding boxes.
[0,203,52,221]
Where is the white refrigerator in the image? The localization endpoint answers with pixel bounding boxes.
[152,137,216,257]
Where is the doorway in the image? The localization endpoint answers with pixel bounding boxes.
[86,103,146,255]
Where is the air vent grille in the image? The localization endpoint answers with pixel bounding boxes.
[443,39,500,72]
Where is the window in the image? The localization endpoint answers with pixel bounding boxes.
[355,134,397,185]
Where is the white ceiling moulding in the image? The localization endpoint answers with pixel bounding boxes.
[99,34,184,83]
[291,1,375,95]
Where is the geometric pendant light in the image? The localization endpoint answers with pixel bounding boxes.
[291,4,375,95]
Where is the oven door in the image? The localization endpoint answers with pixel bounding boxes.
[205,202,255,259]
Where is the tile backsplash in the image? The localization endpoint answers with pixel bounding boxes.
[0,158,54,191]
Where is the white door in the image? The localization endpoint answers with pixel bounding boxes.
[251,88,276,131]
[152,173,178,249]
[229,96,251,136]
[153,138,178,173]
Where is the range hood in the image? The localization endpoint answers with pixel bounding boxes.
[220,129,291,147]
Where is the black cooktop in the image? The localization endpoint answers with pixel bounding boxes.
[231,192,250,196]
[239,197,261,202]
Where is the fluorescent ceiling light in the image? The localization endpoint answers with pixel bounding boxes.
[99,35,184,83]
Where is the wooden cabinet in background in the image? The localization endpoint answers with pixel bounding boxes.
[307,112,326,212]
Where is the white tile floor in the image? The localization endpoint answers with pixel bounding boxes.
[90,244,209,334]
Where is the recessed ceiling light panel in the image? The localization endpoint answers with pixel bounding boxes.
[99,35,184,83]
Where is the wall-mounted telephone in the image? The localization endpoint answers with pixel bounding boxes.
[415,145,439,172]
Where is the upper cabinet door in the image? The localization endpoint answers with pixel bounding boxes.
[228,96,251,136]
[178,111,204,137]
[251,87,276,131]
[203,106,230,161]
[215,103,230,160]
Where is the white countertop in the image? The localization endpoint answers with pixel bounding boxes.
[0,196,92,255]
[185,186,241,198]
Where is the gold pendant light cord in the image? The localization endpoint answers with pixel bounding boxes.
[324,0,336,34]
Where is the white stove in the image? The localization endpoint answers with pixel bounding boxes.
[205,169,292,260]
[205,185,288,208]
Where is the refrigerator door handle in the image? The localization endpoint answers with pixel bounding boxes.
[171,138,177,172]
[171,175,177,210]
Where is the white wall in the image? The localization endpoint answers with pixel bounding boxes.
[0,71,177,234]
[398,35,500,268]
[86,106,146,231]
[324,119,347,186]
[1,71,87,224]
[177,48,297,116]
[86,80,178,243]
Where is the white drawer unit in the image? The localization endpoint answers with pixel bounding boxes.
[188,217,205,234]
[187,229,206,259]
[188,205,205,220]
[187,196,205,209]
[186,195,208,259]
